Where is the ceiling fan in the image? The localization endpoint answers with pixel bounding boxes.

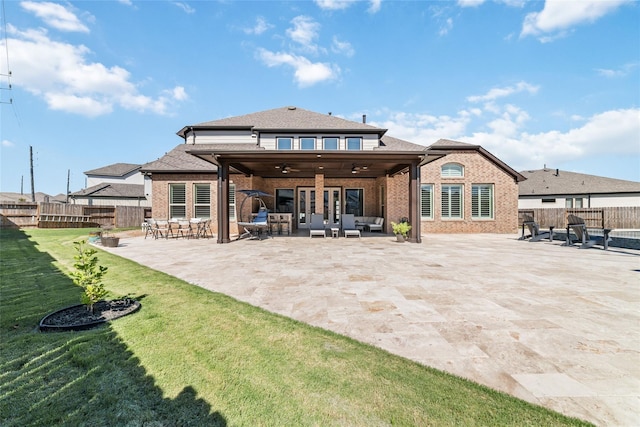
[275,163,300,174]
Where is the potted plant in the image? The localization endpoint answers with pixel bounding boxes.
[100,227,119,247]
[391,221,411,242]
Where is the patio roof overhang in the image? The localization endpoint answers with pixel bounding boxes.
[186,149,448,178]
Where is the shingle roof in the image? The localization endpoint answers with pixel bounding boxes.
[178,106,386,137]
[428,139,526,182]
[140,143,263,173]
[378,135,427,151]
[519,169,640,196]
[84,163,141,177]
[70,183,145,198]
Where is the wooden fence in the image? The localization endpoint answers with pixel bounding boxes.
[519,206,640,230]
[0,202,150,229]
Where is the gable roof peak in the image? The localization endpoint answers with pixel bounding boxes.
[177,106,387,137]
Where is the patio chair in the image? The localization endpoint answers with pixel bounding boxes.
[176,220,193,239]
[519,214,554,242]
[154,219,172,239]
[309,213,326,238]
[341,214,361,238]
[237,208,270,240]
[565,214,612,250]
[367,217,384,232]
[144,219,157,239]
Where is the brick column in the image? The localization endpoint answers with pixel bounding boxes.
[408,160,421,243]
[217,161,230,243]
[315,174,324,215]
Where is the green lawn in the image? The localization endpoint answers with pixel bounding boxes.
[0,228,593,426]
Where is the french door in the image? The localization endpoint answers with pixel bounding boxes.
[297,187,341,229]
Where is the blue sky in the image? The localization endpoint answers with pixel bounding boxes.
[1,0,638,196]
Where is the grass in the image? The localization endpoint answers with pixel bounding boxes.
[0,228,594,426]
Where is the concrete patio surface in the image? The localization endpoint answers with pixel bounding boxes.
[102,232,640,426]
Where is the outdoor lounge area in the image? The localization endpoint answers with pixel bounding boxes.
[100,231,640,427]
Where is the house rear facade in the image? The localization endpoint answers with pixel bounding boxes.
[141,106,524,243]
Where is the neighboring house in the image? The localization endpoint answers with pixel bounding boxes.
[69,163,151,207]
[518,168,640,209]
[141,106,524,243]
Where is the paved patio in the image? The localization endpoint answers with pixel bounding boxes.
[102,232,640,426]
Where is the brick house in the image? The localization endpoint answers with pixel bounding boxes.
[141,106,525,243]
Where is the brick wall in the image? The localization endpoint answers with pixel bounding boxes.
[420,151,519,233]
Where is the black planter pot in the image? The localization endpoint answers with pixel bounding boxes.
[101,236,120,247]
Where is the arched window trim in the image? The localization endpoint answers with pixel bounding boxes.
[441,163,464,178]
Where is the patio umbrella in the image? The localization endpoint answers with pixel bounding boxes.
[238,189,272,222]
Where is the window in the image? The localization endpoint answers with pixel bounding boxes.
[420,184,433,219]
[346,137,362,150]
[193,184,210,218]
[345,189,363,216]
[300,137,316,150]
[169,184,186,218]
[323,137,339,150]
[441,163,464,178]
[277,137,292,150]
[566,198,583,208]
[542,198,556,203]
[275,189,294,213]
[441,185,463,219]
[229,183,236,220]
[472,184,493,219]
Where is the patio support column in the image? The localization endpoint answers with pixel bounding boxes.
[315,174,324,215]
[217,160,230,244]
[408,160,421,243]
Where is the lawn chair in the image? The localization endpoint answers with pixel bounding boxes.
[341,214,361,238]
[237,208,270,240]
[565,214,612,250]
[309,213,326,238]
[367,217,384,232]
[519,214,554,242]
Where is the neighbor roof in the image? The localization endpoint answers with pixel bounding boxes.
[177,106,387,138]
[84,163,141,177]
[70,183,145,198]
[519,169,640,196]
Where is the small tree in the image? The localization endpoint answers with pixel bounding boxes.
[70,240,108,314]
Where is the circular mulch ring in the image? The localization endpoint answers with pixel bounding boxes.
[39,299,141,332]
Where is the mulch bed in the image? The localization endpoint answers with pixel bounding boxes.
[39,299,141,332]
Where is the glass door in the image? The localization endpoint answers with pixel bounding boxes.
[297,187,341,229]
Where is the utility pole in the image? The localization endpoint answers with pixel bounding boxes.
[20,175,23,195]
[66,169,70,203]
[30,146,35,202]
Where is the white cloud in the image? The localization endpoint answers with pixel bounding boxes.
[439,18,453,36]
[596,62,639,78]
[467,81,539,103]
[314,0,357,11]
[172,2,195,14]
[2,139,15,148]
[118,0,133,5]
[2,25,185,117]
[457,0,485,7]
[370,110,472,145]
[256,48,339,87]
[169,86,188,101]
[331,36,354,57]
[20,1,89,33]
[367,0,382,14]
[521,0,630,40]
[243,17,273,35]
[315,0,381,13]
[287,16,321,53]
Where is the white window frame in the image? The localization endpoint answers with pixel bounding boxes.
[346,137,362,151]
[193,183,211,219]
[277,137,292,150]
[323,137,339,150]
[300,137,316,150]
[420,184,434,219]
[169,183,186,219]
[471,184,494,219]
[441,184,463,219]
[229,183,236,221]
[441,163,464,178]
